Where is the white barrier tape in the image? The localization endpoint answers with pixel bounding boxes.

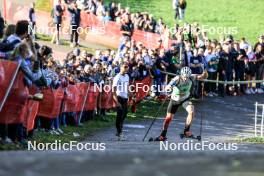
[202,79,264,84]
[160,71,264,85]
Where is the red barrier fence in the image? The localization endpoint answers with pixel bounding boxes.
[84,84,100,111]
[0,60,152,130]
[37,87,64,118]
[0,61,29,124]
[3,1,175,49]
[75,83,89,112]
[23,100,39,132]
[99,84,116,109]
[63,85,78,113]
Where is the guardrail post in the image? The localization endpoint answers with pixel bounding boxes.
[255,102,258,137]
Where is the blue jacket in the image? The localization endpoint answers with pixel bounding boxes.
[14,56,42,87]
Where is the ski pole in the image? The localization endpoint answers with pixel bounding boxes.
[78,82,91,125]
[142,96,169,141]
[197,110,203,141]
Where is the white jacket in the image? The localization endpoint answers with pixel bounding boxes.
[172,0,179,9]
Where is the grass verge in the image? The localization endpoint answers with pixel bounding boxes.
[36,0,264,43]
[237,137,264,143]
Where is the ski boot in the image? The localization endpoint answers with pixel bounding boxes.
[149,135,167,142]
[180,131,201,141]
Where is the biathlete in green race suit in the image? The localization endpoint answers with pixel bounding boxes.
[155,67,208,141]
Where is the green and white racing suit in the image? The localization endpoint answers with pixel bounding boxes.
[167,75,195,114]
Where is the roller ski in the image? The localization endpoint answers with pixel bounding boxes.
[148,135,167,142]
[179,131,201,141]
[180,110,203,141]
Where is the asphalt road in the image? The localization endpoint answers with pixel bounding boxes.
[1,95,264,176]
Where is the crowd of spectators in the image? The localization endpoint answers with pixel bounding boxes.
[60,0,168,34]
[0,0,264,144]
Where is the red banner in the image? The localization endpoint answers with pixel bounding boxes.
[23,100,39,131]
[75,83,89,112]
[79,13,165,48]
[0,60,154,125]
[99,85,115,109]
[84,83,100,111]
[0,60,21,107]
[63,85,78,112]
[0,68,29,124]
[37,87,64,118]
